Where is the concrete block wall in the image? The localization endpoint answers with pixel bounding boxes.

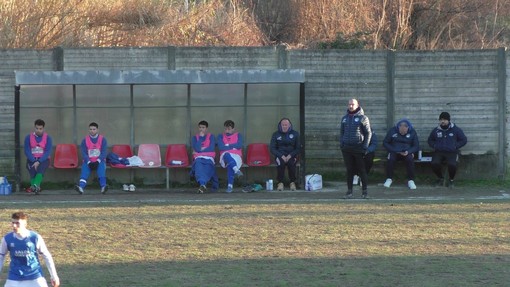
[0,46,507,182]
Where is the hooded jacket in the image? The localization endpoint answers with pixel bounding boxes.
[270,119,300,158]
[427,122,467,153]
[339,106,372,153]
[383,118,420,154]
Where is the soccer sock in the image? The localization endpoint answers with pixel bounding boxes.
[33,174,43,186]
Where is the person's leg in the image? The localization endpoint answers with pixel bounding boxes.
[353,153,368,195]
[404,153,416,180]
[364,152,375,174]
[287,157,297,183]
[386,152,397,179]
[97,161,107,187]
[445,152,459,180]
[430,153,444,179]
[342,151,355,192]
[79,161,91,188]
[26,161,37,186]
[275,156,286,183]
[33,160,50,188]
[223,153,236,186]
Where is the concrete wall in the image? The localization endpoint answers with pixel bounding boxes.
[0,47,507,184]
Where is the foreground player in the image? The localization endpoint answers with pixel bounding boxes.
[0,212,60,287]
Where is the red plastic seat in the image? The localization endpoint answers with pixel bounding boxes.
[53,144,79,168]
[110,144,133,168]
[246,143,271,166]
[137,144,162,168]
[165,144,190,167]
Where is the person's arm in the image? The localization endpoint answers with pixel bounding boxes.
[427,129,436,149]
[24,135,36,162]
[191,135,200,152]
[383,129,398,153]
[99,137,108,162]
[217,134,228,151]
[269,132,282,157]
[203,134,216,152]
[0,237,8,275]
[36,234,59,286]
[290,131,301,158]
[361,116,372,152]
[231,133,243,150]
[408,131,420,154]
[39,135,53,162]
[80,138,90,163]
[367,132,377,153]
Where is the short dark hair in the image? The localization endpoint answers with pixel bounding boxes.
[34,119,45,127]
[224,120,235,128]
[89,122,99,128]
[12,211,28,220]
[198,120,208,128]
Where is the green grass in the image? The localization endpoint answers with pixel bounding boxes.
[0,200,508,286]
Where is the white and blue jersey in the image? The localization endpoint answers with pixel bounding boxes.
[0,231,58,284]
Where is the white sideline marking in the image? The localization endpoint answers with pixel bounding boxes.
[1,195,509,205]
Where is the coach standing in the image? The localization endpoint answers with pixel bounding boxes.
[340,98,372,199]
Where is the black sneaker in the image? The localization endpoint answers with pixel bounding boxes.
[75,185,84,195]
[101,185,108,195]
[448,180,454,189]
[434,178,444,187]
[198,185,207,194]
[362,191,369,199]
[343,190,353,199]
[34,185,41,195]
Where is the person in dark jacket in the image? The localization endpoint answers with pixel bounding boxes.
[383,119,420,190]
[270,118,301,191]
[427,112,467,188]
[340,99,372,199]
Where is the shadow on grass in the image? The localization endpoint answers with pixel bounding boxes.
[59,255,509,287]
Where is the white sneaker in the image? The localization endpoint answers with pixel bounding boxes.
[383,178,392,188]
[129,184,136,192]
[408,180,417,190]
[122,184,129,191]
[352,175,359,185]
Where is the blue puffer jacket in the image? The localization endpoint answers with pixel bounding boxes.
[427,123,467,153]
[383,118,420,154]
[339,107,372,153]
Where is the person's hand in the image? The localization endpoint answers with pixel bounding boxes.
[52,277,60,287]
[88,161,99,170]
[32,161,40,170]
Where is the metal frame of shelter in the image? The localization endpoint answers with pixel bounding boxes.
[14,69,306,189]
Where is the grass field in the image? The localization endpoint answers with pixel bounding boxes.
[0,190,508,287]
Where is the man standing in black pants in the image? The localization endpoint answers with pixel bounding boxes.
[340,98,372,199]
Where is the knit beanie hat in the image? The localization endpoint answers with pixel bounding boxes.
[439,112,450,121]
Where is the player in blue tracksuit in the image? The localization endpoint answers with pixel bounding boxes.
[0,212,59,287]
[427,112,467,188]
[190,120,219,193]
[75,122,109,195]
[23,119,53,194]
[217,120,244,193]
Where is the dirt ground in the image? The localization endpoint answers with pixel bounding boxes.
[4,181,510,203]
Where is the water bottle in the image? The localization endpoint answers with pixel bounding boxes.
[266,179,273,191]
[171,160,183,165]
[253,160,262,165]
